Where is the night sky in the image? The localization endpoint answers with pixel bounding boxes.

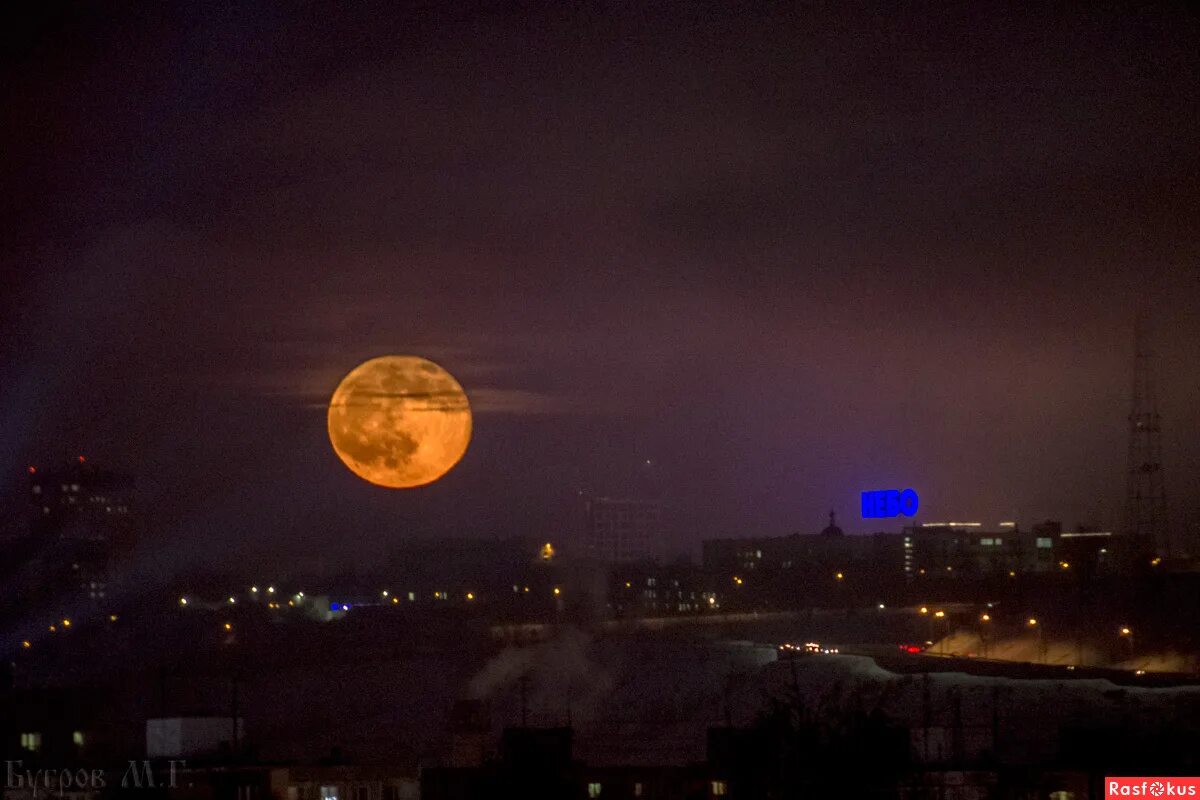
[3,2,1198,570]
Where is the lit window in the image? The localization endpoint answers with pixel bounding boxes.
[320,787,338,800]
[587,783,602,798]
[712,780,728,796]
[20,732,41,752]
[1037,537,1053,549]
[73,730,85,746]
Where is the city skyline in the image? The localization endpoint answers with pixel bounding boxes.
[3,3,1198,572]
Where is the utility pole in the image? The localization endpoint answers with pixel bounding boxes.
[230,673,240,755]
[519,675,530,727]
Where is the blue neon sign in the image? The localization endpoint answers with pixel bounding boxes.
[861,488,919,519]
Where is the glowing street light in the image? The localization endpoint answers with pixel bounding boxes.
[919,606,929,615]
[223,622,232,631]
[930,610,948,655]
[1120,625,1135,658]
[980,613,991,622]
[1027,617,1045,663]
[835,572,844,581]
[179,597,188,606]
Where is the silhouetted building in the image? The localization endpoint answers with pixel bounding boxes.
[819,510,844,537]
[701,514,906,609]
[422,725,708,800]
[608,562,720,616]
[584,498,661,564]
[905,520,1137,579]
[10,458,137,605]
[0,686,134,768]
[902,522,1034,579]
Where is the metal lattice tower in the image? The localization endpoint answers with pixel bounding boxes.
[1123,309,1168,556]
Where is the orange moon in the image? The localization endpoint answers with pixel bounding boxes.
[327,356,472,488]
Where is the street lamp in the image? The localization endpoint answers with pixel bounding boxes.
[1027,617,1045,663]
[979,614,991,658]
[1120,626,1135,659]
[933,610,947,654]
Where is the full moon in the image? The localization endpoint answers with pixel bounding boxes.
[327,356,472,488]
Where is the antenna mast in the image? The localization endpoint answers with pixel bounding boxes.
[1124,309,1168,557]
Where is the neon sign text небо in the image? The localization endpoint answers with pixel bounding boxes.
[861,489,919,518]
